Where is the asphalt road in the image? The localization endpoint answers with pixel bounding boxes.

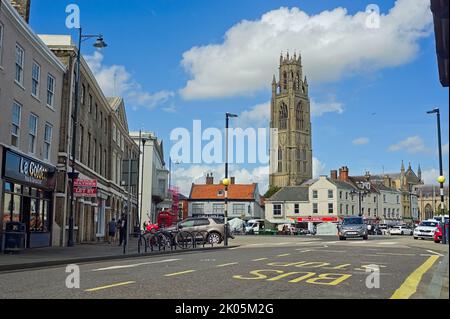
[0,235,448,299]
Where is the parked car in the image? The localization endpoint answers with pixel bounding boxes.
[337,216,368,240]
[245,219,265,234]
[413,220,440,240]
[167,217,233,244]
[378,224,389,235]
[390,226,413,236]
[434,225,443,243]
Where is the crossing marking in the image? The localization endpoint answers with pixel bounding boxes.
[92,258,180,271]
[426,250,444,257]
[85,281,135,292]
[391,255,440,299]
[164,270,196,277]
[216,262,239,268]
[378,242,397,245]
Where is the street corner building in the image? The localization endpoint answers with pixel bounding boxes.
[0,0,65,250]
[0,0,140,250]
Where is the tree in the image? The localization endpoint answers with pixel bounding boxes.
[264,185,281,199]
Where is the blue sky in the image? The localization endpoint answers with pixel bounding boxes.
[30,0,448,194]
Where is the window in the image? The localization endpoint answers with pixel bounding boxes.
[11,102,22,147]
[194,219,210,227]
[328,203,334,214]
[346,204,349,214]
[384,208,387,217]
[192,203,204,215]
[374,196,377,203]
[32,62,40,98]
[15,44,24,85]
[87,132,91,168]
[274,204,282,216]
[294,204,300,214]
[112,123,116,142]
[212,203,224,214]
[93,139,97,171]
[352,205,355,215]
[278,148,283,173]
[397,195,400,204]
[362,207,365,215]
[81,84,86,105]
[328,190,333,199]
[345,192,348,200]
[279,103,288,130]
[312,190,318,199]
[340,204,343,214]
[43,124,52,161]
[233,203,245,215]
[0,23,4,65]
[28,114,38,154]
[47,74,55,107]
[89,94,93,113]
[100,111,103,128]
[313,203,318,214]
[339,191,342,199]
[368,208,371,216]
[296,102,305,130]
[383,194,386,203]
[99,144,103,174]
[78,125,84,161]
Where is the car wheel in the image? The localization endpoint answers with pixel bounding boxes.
[414,237,418,240]
[401,232,404,235]
[339,236,346,240]
[363,235,368,240]
[207,232,222,244]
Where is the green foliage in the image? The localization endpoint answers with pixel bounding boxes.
[264,185,281,199]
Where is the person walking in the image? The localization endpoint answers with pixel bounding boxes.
[118,214,127,246]
[108,218,117,244]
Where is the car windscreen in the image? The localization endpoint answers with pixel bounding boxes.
[342,218,363,225]
[420,221,438,227]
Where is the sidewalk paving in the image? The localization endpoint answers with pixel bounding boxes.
[0,238,230,272]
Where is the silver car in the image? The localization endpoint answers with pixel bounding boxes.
[169,217,233,244]
[338,217,368,240]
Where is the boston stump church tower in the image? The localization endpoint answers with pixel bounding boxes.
[269,53,313,187]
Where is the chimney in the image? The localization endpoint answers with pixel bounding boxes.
[205,173,214,185]
[330,170,338,180]
[230,177,235,185]
[383,175,391,188]
[339,166,349,182]
[10,0,31,23]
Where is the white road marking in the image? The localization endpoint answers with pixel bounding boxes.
[426,250,444,257]
[274,242,294,246]
[294,249,313,253]
[377,242,397,245]
[92,258,180,271]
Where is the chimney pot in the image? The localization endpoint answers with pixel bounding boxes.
[330,170,338,180]
[230,177,235,185]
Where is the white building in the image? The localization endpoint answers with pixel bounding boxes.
[130,131,169,226]
[188,174,264,220]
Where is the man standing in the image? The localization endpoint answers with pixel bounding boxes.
[107,218,117,244]
[118,214,127,246]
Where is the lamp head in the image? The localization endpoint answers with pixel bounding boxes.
[226,112,238,118]
[93,36,107,49]
[427,108,439,114]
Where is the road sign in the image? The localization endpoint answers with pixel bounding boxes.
[74,179,97,197]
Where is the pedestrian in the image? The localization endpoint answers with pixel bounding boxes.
[118,214,127,246]
[108,218,117,244]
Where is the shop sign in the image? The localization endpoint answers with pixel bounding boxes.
[296,216,339,223]
[3,149,56,189]
[74,179,97,198]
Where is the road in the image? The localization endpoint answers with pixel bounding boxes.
[0,235,448,299]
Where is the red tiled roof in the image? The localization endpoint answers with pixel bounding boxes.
[189,184,256,200]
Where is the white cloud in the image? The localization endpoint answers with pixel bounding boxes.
[85,51,174,109]
[313,157,326,178]
[180,0,433,100]
[388,136,432,154]
[172,164,269,196]
[353,137,370,145]
[443,143,449,156]
[236,102,270,128]
[311,99,344,117]
[421,168,448,185]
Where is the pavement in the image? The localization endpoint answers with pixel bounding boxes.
[0,237,230,272]
[0,235,447,299]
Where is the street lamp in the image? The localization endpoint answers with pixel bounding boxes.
[427,107,447,244]
[138,131,150,229]
[224,112,238,246]
[67,28,107,247]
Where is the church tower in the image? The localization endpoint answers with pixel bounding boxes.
[269,52,313,187]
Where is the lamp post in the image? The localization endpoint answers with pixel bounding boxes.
[67,28,107,247]
[427,108,447,244]
[223,112,238,246]
[350,188,369,217]
[138,132,150,229]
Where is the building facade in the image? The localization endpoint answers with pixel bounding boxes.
[0,0,65,250]
[269,53,313,188]
[188,174,264,220]
[130,131,169,226]
[39,35,139,246]
[417,185,449,220]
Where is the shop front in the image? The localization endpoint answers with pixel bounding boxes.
[1,149,56,250]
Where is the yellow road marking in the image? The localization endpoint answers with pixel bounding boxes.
[390,255,440,299]
[252,258,269,261]
[216,262,239,268]
[277,253,291,257]
[85,281,135,292]
[164,270,196,277]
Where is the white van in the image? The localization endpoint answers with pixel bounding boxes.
[245,219,265,234]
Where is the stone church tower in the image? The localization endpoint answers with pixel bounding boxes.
[269,53,313,187]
